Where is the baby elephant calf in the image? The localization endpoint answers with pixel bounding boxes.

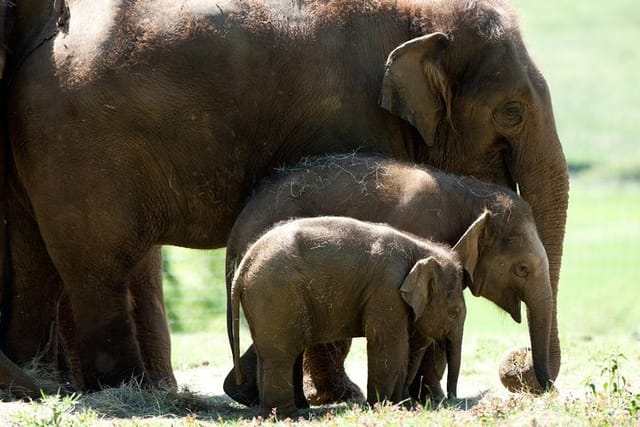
[230,216,467,417]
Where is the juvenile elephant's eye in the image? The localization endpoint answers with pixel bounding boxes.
[513,263,530,278]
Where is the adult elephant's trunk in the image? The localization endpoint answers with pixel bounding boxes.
[508,70,569,385]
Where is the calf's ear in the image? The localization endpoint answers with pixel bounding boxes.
[452,211,490,296]
[400,257,439,320]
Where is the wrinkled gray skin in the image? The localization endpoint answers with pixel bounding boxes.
[2,0,566,394]
[224,154,553,404]
[230,217,466,417]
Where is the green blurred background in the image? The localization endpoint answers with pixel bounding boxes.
[162,0,640,357]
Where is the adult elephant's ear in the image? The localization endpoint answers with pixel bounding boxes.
[452,211,490,296]
[380,32,450,147]
[400,257,440,320]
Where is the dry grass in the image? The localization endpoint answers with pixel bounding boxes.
[1,333,638,426]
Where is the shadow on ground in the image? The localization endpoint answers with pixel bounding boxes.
[73,386,491,422]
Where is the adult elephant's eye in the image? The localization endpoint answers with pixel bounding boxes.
[513,263,530,278]
[493,101,525,135]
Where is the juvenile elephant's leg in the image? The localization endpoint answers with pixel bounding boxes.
[128,247,176,389]
[259,355,299,418]
[224,345,260,406]
[303,340,364,404]
[366,331,409,405]
[226,346,311,408]
[408,341,447,405]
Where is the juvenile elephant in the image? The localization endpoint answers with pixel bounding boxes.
[3,0,567,394]
[224,154,554,404]
[230,216,466,417]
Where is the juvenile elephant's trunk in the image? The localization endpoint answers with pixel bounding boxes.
[523,282,553,391]
[445,335,461,399]
[446,302,465,399]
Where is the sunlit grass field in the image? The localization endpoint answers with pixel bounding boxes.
[2,0,639,425]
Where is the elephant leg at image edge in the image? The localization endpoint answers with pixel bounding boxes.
[2,186,68,385]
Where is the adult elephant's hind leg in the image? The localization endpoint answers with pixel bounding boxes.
[128,246,176,389]
[303,340,364,404]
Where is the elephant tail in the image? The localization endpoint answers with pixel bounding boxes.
[225,248,238,362]
[231,281,244,386]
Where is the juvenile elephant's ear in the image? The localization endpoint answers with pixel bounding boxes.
[400,257,440,320]
[380,32,450,147]
[452,211,490,296]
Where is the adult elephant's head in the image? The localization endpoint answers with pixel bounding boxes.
[380,0,568,390]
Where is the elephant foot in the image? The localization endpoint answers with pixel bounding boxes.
[77,317,146,390]
[141,364,178,391]
[223,348,259,407]
[499,347,544,393]
[224,372,260,407]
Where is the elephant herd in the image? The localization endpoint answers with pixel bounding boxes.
[0,0,568,412]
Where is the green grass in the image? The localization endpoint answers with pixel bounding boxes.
[513,0,640,179]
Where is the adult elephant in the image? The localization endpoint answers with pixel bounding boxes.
[1,0,568,395]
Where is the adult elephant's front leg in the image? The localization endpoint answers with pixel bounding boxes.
[39,219,148,389]
[128,247,176,389]
[303,340,364,404]
[66,275,145,390]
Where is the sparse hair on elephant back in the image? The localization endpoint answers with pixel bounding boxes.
[229,0,520,44]
[294,0,519,37]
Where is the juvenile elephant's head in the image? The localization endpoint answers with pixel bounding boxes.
[380,0,568,385]
[453,209,553,391]
[400,255,466,398]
